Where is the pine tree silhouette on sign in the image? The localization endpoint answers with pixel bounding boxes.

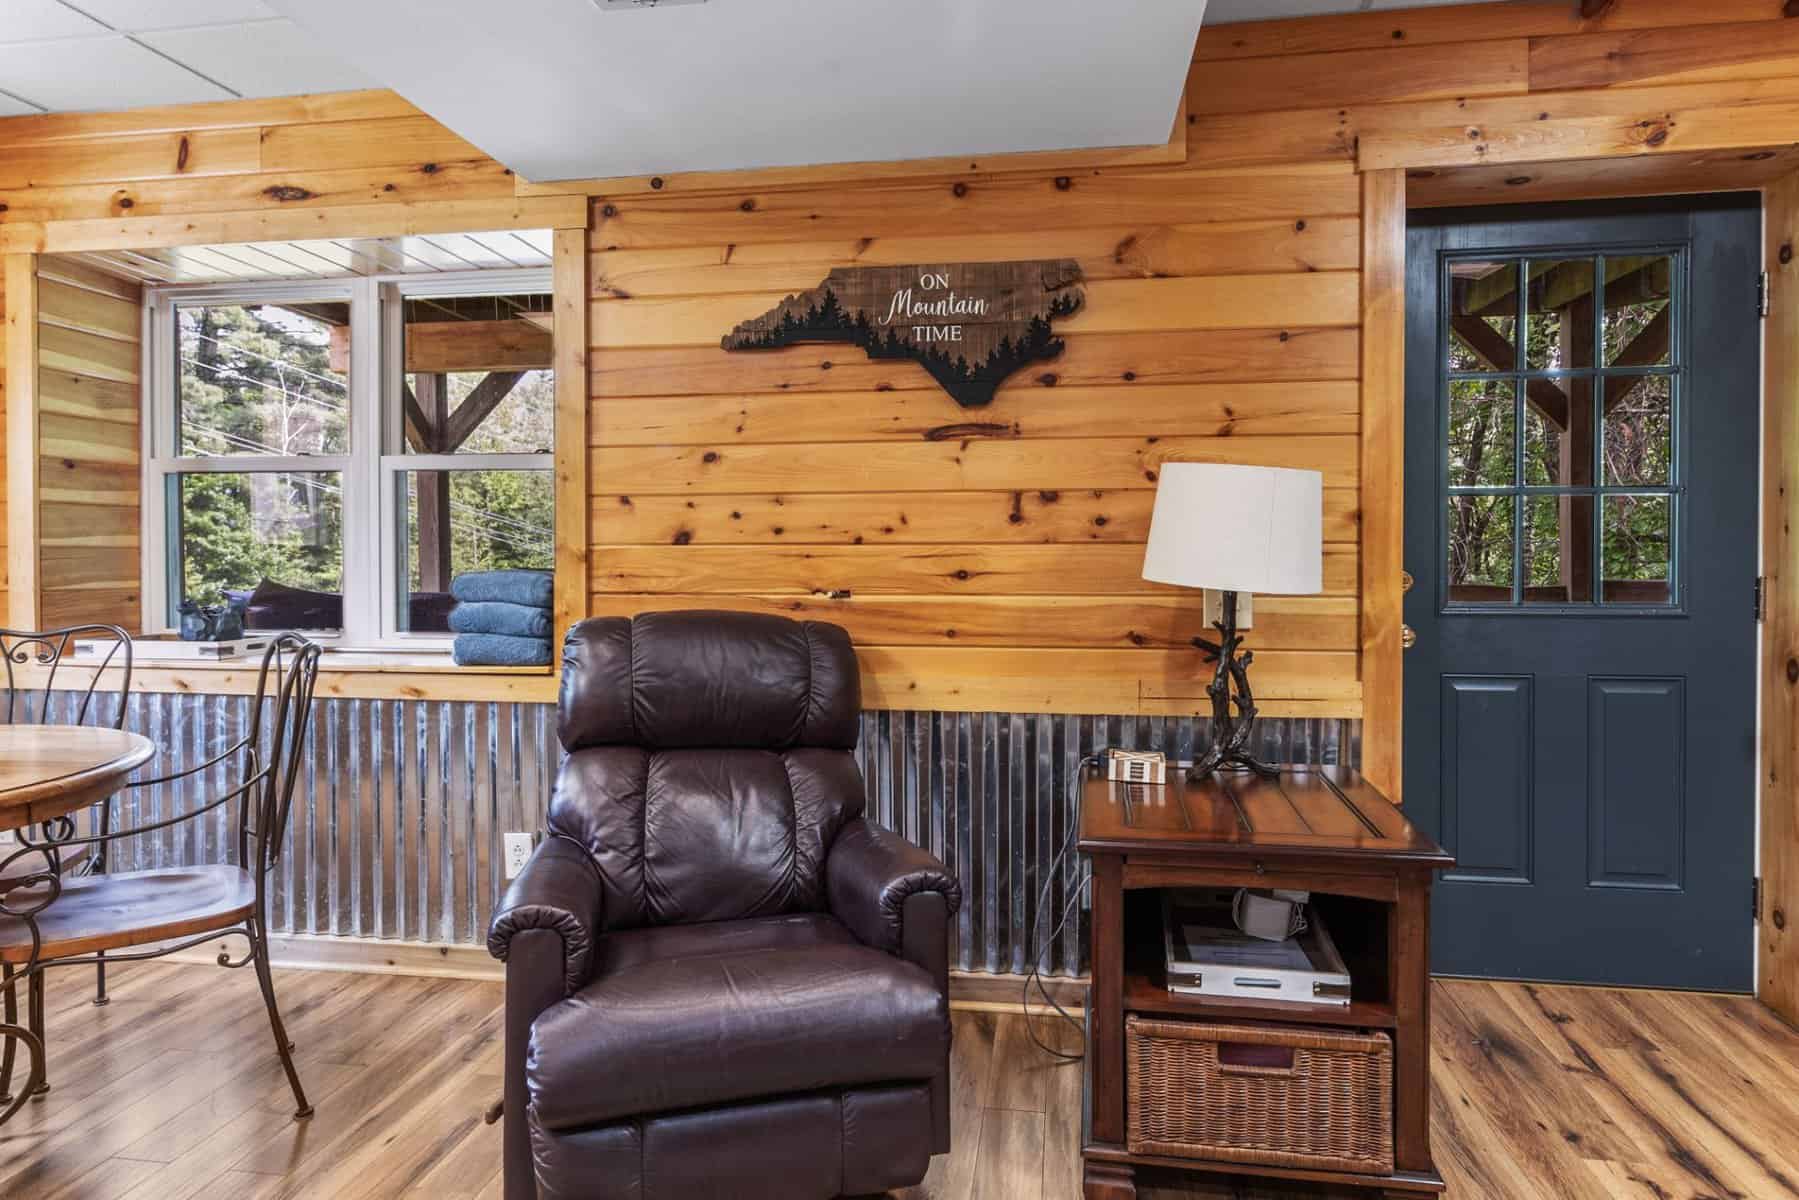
[721,261,1084,407]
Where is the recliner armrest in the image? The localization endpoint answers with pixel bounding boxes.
[487,834,603,995]
[826,818,961,954]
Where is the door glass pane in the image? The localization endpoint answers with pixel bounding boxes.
[1447,495,1514,603]
[1602,494,1673,604]
[1603,255,1673,366]
[174,471,344,629]
[398,468,554,631]
[1603,375,1672,486]
[401,294,554,455]
[1448,260,1518,372]
[177,302,349,456]
[1523,377,1592,486]
[1448,379,1516,487]
[1525,258,1597,370]
[1522,494,1594,605]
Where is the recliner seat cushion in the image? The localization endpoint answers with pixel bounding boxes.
[526,914,948,1131]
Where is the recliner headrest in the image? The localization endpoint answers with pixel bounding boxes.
[558,611,860,752]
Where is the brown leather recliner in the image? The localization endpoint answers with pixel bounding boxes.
[488,612,962,1200]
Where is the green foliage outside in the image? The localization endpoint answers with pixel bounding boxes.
[1445,257,1674,602]
[176,304,553,617]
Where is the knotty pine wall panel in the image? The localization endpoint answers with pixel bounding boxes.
[3,1,1799,720]
[584,69,1366,717]
[33,258,141,632]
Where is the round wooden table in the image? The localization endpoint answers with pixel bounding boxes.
[0,724,152,1122]
[0,726,154,831]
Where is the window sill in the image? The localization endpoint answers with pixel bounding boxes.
[32,649,558,704]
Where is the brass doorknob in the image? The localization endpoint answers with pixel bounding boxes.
[1401,570,1414,594]
[1402,624,1417,650]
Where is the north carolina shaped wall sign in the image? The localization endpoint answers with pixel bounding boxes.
[721,260,1084,408]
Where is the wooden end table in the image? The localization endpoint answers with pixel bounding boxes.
[1078,764,1453,1199]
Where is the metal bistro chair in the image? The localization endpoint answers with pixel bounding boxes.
[0,633,322,1125]
[0,625,134,1015]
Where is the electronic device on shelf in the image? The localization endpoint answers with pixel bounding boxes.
[1106,748,1167,784]
[1162,889,1352,1007]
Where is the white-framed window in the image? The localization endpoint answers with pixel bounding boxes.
[143,269,554,649]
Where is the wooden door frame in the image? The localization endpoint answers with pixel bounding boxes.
[1368,151,1798,1016]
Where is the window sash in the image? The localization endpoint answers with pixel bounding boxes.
[144,268,555,649]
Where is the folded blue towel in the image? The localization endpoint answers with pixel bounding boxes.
[450,569,553,609]
[452,633,552,667]
[449,602,553,639]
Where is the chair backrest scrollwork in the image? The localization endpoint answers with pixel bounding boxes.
[0,625,133,729]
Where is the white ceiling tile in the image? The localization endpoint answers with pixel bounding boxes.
[1202,0,1360,23]
[70,0,280,30]
[0,0,111,42]
[137,19,374,97]
[0,88,45,115]
[0,34,232,109]
[1368,0,1509,8]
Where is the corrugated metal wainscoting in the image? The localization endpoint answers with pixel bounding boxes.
[24,692,1357,977]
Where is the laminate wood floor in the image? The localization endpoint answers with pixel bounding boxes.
[1,964,1795,1199]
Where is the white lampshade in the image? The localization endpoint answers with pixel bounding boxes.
[1141,463,1323,595]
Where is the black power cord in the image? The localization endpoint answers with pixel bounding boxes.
[1021,753,1103,1062]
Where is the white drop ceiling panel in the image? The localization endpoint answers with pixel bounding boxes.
[72,0,279,31]
[0,90,43,117]
[138,19,375,97]
[0,0,109,42]
[0,35,231,110]
[1205,0,1513,20]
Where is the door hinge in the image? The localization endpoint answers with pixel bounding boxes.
[1756,576,1767,622]
[1760,270,1772,318]
[1754,876,1763,923]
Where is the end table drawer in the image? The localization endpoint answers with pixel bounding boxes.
[1125,1016,1394,1175]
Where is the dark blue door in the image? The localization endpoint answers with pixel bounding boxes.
[1402,195,1759,990]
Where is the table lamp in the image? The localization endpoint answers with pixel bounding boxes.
[1142,462,1323,782]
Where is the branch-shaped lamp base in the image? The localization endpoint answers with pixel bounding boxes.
[1187,589,1280,784]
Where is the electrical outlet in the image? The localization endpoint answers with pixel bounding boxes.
[503,832,536,880]
[0,828,16,846]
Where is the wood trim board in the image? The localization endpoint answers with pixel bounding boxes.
[1358,170,1405,802]
[1760,168,1799,1026]
[552,227,591,656]
[4,254,38,631]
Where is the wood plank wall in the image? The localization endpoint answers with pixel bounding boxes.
[583,154,1367,718]
[1,0,1799,750]
[33,258,142,631]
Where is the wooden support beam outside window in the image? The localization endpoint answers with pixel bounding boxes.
[1450,314,1571,429]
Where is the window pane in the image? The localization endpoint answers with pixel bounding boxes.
[177,303,348,456]
[1522,494,1594,605]
[1525,258,1596,370]
[401,294,553,455]
[1448,379,1516,487]
[1523,377,1593,487]
[175,471,343,629]
[1448,260,1517,372]
[1447,495,1513,603]
[1603,254,1673,367]
[399,469,553,631]
[1603,375,1672,486]
[1603,494,1673,604]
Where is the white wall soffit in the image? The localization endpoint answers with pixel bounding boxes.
[265,0,1207,183]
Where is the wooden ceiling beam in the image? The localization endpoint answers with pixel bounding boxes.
[404,318,551,373]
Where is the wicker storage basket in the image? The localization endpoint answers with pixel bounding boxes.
[1126,1016,1394,1175]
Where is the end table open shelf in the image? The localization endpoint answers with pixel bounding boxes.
[1078,766,1454,1199]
